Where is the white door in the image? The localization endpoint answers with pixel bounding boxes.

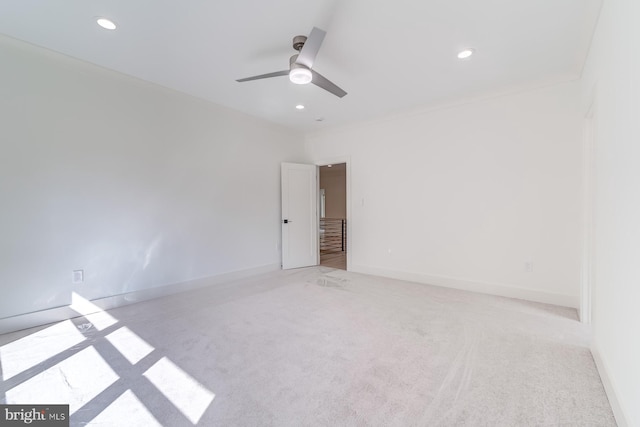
[281,163,318,269]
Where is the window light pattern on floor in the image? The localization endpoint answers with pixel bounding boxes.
[0,292,215,425]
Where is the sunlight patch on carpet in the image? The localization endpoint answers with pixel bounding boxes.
[105,327,154,365]
[70,292,118,331]
[0,320,85,380]
[143,357,215,424]
[5,346,119,414]
[89,389,162,426]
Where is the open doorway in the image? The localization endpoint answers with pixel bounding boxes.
[319,163,347,270]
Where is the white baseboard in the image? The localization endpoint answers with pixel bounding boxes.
[350,264,578,308]
[0,263,280,335]
[591,344,630,427]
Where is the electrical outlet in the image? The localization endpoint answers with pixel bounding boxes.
[72,270,84,284]
[524,262,533,273]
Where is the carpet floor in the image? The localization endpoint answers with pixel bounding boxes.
[0,267,616,426]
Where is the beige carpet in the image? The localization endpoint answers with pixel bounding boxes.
[0,267,616,426]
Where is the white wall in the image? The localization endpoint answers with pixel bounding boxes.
[0,35,305,322]
[306,81,583,307]
[581,0,640,425]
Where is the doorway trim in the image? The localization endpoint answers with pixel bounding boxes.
[316,156,351,271]
[580,92,596,324]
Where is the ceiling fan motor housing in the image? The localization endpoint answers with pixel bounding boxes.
[289,54,308,71]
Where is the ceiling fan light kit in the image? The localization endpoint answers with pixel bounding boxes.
[289,58,312,84]
[236,27,347,98]
[289,68,312,84]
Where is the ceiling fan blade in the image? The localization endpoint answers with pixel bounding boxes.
[236,70,289,82]
[311,70,347,98]
[295,27,326,69]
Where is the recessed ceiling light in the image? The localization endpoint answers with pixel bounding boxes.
[295,104,305,110]
[327,165,333,168]
[457,48,474,59]
[97,18,117,30]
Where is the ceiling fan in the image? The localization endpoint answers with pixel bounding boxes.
[236,27,347,98]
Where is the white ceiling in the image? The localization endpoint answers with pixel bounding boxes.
[0,0,601,133]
